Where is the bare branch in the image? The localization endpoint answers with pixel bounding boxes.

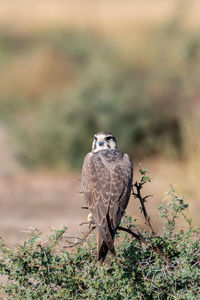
[143,195,153,201]
[117,226,141,240]
[122,216,141,236]
[78,221,91,226]
[63,225,96,249]
[81,206,89,210]
[132,181,155,236]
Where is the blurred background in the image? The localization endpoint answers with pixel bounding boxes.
[0,0,200,246]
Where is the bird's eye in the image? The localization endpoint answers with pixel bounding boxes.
[106,136,112,141]
[94,136,97,140]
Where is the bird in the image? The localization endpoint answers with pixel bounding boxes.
[82,131,133,264]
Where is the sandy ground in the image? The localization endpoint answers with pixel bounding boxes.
[0,172,87,246]
[0,128,83,246]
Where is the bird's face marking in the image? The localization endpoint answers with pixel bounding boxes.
[92,132,117,152]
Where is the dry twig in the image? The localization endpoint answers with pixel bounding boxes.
[132,181,155,236]
[63,220,95,248]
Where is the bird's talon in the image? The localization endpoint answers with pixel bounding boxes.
[87,213,92,222]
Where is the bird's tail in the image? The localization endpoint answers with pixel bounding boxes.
[97,232,115,265]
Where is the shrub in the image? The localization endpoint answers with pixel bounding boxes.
[0,171,199,299]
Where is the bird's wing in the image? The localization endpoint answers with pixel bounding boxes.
[82,151,133,249]
[82,152,114,249]
[109,153,133,230]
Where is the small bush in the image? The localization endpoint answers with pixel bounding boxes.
[0,171,199,299]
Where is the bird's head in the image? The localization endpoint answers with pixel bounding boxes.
[92,131,117,152]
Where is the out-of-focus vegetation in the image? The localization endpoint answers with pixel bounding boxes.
[0,19,199,169]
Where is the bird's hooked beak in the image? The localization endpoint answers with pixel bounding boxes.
[98,138,104,146]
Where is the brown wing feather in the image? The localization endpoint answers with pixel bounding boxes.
[82,152,113,249]
[109,154,133,231]
[82,150,133,251]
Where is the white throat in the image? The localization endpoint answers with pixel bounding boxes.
[93,143,110,152]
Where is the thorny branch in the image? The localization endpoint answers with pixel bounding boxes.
[117,226,140,240]
[63,220,95,248]
[132,181,155,236]
[81,206,89,210]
